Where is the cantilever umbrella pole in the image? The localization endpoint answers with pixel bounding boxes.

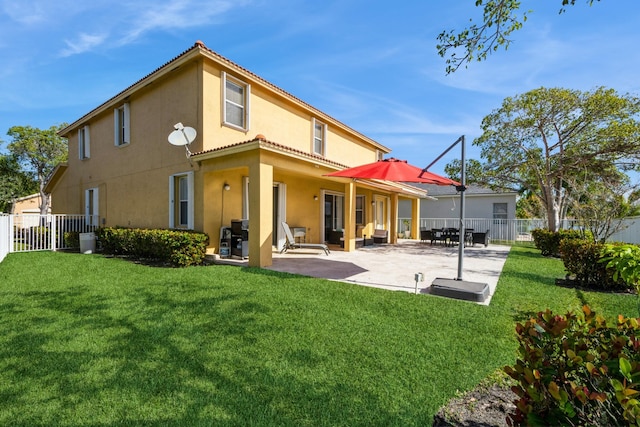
[426,136,490,303]
[422,135,466,281]
[457,136,466,281]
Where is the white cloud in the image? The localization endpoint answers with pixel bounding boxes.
[60,33,108,57]
[56,0,252,57]
[118,0,245,45]
[1,0,50,25]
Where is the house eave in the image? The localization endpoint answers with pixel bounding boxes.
[43,163,68,194]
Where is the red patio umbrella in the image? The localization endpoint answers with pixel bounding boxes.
[325,158,459,186]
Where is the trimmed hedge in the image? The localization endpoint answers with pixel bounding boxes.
[96,227,209,267]
[531,228,593,257]
[505,306,640,426]
[559,239,629,291]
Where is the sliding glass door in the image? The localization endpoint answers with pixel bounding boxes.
[324,193,344,242]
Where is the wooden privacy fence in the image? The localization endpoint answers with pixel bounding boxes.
[0,214,98,257]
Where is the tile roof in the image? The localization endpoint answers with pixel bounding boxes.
[191,134,349,169]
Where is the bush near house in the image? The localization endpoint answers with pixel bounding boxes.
[96,227,209,267]
[559,239,630,291]
[531,228,592,257]
[64,231,80,249]
[505,306,640,426]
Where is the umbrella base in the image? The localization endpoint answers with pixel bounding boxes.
[431,277,490,303]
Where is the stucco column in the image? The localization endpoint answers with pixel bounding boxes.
[390,193,398,244]
[343,181,356,252]
[411,198,420,240]
[248,162,273,267]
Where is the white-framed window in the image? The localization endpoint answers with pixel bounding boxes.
[114,102,130,146]
[355,195,365,225]
[169,172,194,229]
[78,125,90,159]
[493,202,508,224]
[85,187,99,227]
[376,150,383,161]
[222,71,250,130]
[312,118,327,156]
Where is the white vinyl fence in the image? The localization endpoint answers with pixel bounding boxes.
[0,215,9,263]
[0,214,97,258]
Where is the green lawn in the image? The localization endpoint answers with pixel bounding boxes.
[0,247,636,426]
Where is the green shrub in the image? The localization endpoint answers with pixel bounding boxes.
[63,231,80,249]
[559,239,629,291]
[95,227,209,267]
[504,306,640,426]
[532,228,592,257]
[601,244,640,292]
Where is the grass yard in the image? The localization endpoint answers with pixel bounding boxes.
[0,246,636,426]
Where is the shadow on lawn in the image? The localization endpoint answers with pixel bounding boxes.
[0,282,420,425]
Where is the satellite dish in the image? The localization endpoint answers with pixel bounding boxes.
[168,126,196,146]
[167,123,197,160]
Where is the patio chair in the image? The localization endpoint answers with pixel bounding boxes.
[420,228,432,243]
[281,222,330,255]
[372,229,388,244]
[431,228,447,245]
[472,229,490,247]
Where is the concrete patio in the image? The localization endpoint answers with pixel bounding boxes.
[214,239,511,305]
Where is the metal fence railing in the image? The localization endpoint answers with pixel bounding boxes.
[397,217,640,245]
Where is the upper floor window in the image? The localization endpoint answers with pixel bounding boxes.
[78,125,90,159]
[312,118,327,156]
[114,102,130,146]
[376,150,384,161]
[222,72,250,130]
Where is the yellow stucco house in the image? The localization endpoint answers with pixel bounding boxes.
[46,41,424,267]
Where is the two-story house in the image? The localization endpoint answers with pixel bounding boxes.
[45,41,425,267]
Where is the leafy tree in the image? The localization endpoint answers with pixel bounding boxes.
[5,124,68,215]
[0,154,38,213]
[515,190,545,219]
[567,170,640,242]
[473,86,640,231]
[437,0,601,74]
[444,158,485,185]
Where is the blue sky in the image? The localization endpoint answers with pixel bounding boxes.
[1,0,639,175]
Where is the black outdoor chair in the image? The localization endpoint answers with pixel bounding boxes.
[420,228,432,243]
[472,229,490,247]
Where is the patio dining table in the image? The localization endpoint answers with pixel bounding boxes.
[442,228,473,247]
